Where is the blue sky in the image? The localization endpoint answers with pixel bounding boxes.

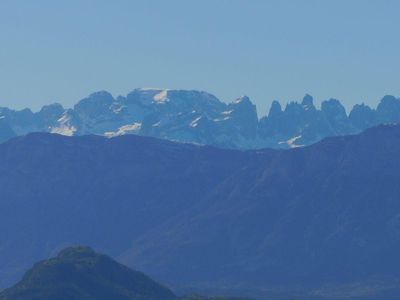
[1,0,399,115]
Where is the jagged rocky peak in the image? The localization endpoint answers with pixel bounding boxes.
[321,98,353,134]
[377,95,400,112]
[282,94,315,115]
[350,102,372,112]
[228,96,257,116]
[2,88,400,149]
[233,95,251,104]
[39,103,64,115]
[321,98,347,116]
[224,95,258,139]
[378,95,398,107]
[258,100,283,138]
[229,96,257,115]
[301,93,315,109]
[376,95,400,123]
[75,90,115,110]
[349,103,376,130]
[125,88,225,113]
[35,103,66,131]
[38,103,65,122]
[268,100,282,118]
[72,90,117,123]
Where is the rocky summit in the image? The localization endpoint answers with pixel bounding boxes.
[1,89,400,149]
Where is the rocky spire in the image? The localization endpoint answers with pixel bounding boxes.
[301,94,314,106]
[268,100,283,118]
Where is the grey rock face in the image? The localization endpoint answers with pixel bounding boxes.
[349,103,377,130]
[376,95,400,123]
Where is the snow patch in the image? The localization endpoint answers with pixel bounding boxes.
[222,110,233,115]
[152,121,161,127]
[279,135,304,148]
[214,116,231,122]
[190,116,202,127]
[105,122,142,137]
[51,125,76,136]
[138,87,166,91]
[51,114,77,136]
[113,105,125,114]
[153,90,169,103]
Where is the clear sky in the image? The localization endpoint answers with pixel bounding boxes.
[1,0,400,115]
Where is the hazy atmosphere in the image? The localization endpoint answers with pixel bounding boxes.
[1,0,400,113]
[2,2,400,300]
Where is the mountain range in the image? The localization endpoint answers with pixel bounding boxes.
[1,88,400,148]
[1,124,400,299]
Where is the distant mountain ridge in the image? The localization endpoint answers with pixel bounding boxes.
[1,89,400,149]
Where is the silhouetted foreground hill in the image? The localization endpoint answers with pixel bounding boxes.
[0,247,249,300]
[2,125,400,298]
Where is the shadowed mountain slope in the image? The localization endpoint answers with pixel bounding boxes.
[1,125,400,298]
